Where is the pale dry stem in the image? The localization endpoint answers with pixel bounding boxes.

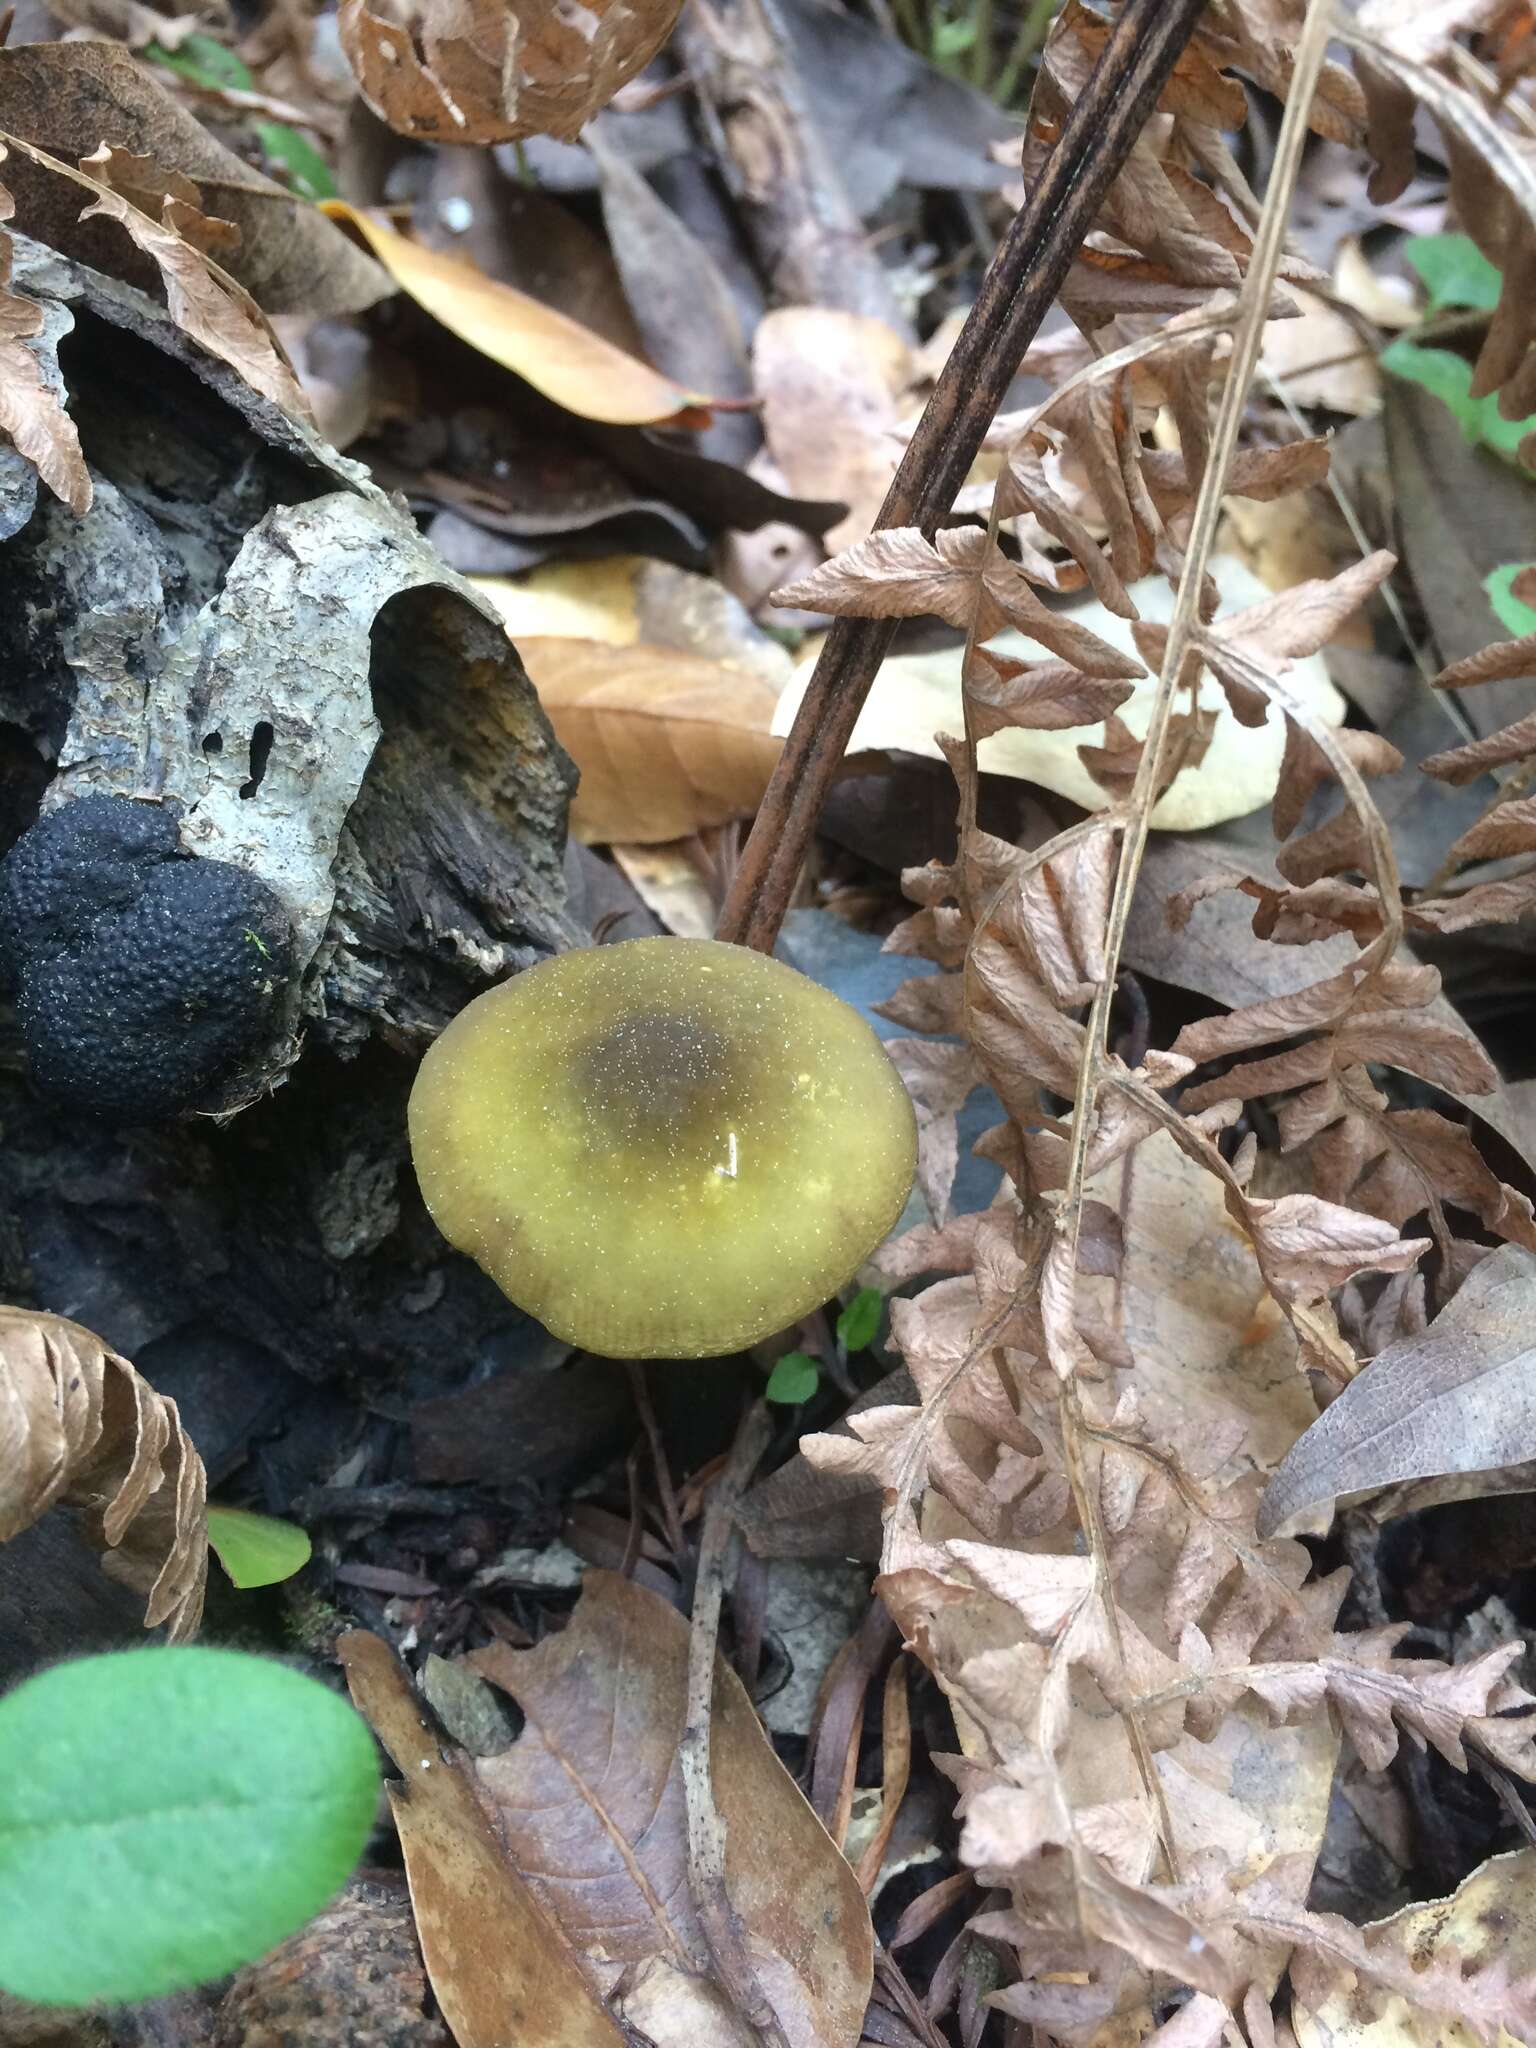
[1013,0,1336,1887]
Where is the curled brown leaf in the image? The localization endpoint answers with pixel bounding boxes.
[0,130,308,421]
[0,150,90,516]
[338,0,682,145]
[0,1305,207,1638]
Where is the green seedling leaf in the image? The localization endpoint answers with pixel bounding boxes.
[146,38,336,199]
[0,1646,378,2006]
[1486,565,1536,639]
[766,1352,821,1405]
[932,14,977,57]
[1381,338,1536,471]
[146,30,253,90]
[836,1286,883,1355]
[1404,231,1503,313]
[206,1505,312,1588]
[254,122,337,202]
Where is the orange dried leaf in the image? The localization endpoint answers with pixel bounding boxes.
[323,202,707,428]
[517,636,784,844]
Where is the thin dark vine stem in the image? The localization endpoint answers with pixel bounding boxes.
[714,0,1212,952]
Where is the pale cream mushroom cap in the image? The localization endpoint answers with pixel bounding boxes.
[407,937,918,1358]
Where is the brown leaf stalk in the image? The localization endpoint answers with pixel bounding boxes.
[715,0,1212,953]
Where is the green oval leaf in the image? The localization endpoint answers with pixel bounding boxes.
[766,1352,821,1405]
[1485,564,1536,640]
[0,1646,379,2006]
[1381,338,1536,471]
[206,1505,312,1589]
[836,1286,883,1355]
[1404,231,1503,314]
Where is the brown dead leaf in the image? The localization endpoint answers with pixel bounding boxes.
[0,43,389,317]
[338,1629,626,2048]
[776,525,1004,631]
[323,202,708,429]
[516,637,784,844]
[468,555,792,687]
[754,308,913,551]
[1423,708,1536,785]
[0,131,309,419]
[71,160,308,420]
[1261,288,1380,414]
[777,525,1141,676]
[609,841,716,937]
[79,143,242,260]
[1259,1244,1536,1537]
[49,0,203,41]
[338,0,681,144]
[1441,792,1536,865]
[0,154,90,517]
[0,1305,206,1639]
[470,1570,874,2048]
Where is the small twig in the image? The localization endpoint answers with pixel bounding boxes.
[680,1400,783,2046]
[874,1942,952,2047]
[625,1360,688,1562]
[715,0,1211,953]
[1469,1735,1536,1843]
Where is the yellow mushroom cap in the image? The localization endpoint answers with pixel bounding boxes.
[407,936,917,1358]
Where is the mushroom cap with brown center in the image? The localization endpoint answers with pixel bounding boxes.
[407,937,917,1357]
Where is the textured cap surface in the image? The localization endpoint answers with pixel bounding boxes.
[408,937,916,1357]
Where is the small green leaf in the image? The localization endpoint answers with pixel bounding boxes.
[932,14,977,56]
[254,122,337,202]
[836,1286,883,1355]
[766,1352,820,1405]
[1485,565,1536,640]
[207,1505,312,1588]
[1381,338,1536,471]
[146,39,336,201]
[1404,232,1503,314]
[146,31,254,91]
[0,1646,378,2006]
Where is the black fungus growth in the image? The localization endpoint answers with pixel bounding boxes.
[0,794,294,1122]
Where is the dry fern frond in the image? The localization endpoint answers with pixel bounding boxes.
[0,1306,207,1639]
[774,0,1536,2036]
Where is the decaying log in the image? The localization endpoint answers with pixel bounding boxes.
[0,238,587,1672]
[0,235,582,1109]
